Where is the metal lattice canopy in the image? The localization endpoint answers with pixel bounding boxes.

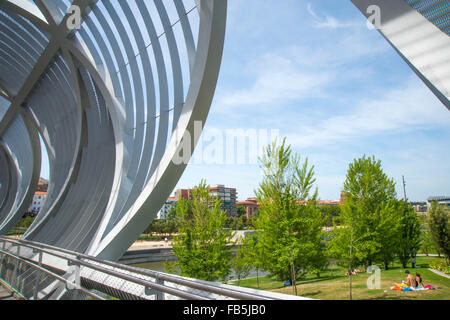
[0,0,227,261]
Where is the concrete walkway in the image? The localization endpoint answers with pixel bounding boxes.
[428,268,450,279]
[0,285,17,301]
[129,240,173,251]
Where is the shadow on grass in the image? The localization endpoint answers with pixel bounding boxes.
[299,290,322,297]
[297,275,345,286]
[369,293,412,301]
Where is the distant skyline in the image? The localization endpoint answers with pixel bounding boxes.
[40,0,450,202]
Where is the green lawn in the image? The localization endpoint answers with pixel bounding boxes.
[232,257,450,300]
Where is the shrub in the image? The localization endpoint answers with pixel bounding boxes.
[430,260,450,274]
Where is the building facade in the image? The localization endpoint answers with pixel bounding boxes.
[236,198,259,219]
[27,192,47,216]
[209,185,238,216]
[157,197,178,220]
[427,196,450,208]
[175,189,192,201]
[176,185,238,216]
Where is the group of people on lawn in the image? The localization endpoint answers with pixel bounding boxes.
[404,270,424,289]
[392,270,439,291]
[392,270,437,292]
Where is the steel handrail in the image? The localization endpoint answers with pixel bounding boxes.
[0,248,105,300]
[13,238,273,300]
[0,238,210,300]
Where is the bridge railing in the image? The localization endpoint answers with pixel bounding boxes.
[0,237,310,300]
[0,240,105,300]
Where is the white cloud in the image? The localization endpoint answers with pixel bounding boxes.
[219,51,335,106]
[216,26,388,111]
[307,3,358,29]
[285,78,450,148]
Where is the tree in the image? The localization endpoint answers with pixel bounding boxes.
[308,232,329,278]
[428,202,450,264]
[254,138,324,296]
[328,155,398,300]
[421,230,439,256]
[319,205,341,227]
[397,201,422,268]
[341,155,397,268]
[167,206,177,220]
[242,233,265,289]
[166,180,233,282]
[375,200,402,270]
[15,216,36,229]
[327,197,371,300]
[237,206,246,217]
[230,238,252,286]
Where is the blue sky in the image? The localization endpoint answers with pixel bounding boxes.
[174,0,450,202]
[40,0,450,202]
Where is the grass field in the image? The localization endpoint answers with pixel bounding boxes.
[232,257,450,300]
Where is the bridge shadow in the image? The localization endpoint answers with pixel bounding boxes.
[299,290,322,297]
[297,275,345,286]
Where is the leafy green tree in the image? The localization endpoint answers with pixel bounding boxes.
[254,138,324,296]
[242,233,265,289]
[246,216,256,229]
[428,202,450,264]
[397,201,422,268]
[167,206,177,220]
[16,216,36,229]
[319,205,341,227]
[239,215,248,230]
[328,155,398,300]
[375,200,402,270]
[230,238,252,286]
[237,206,246,217]
[421,230,439,256]
[166,180,233,282]
[342,155,397,268]
[308,233,329,278]
[327,197,373,300]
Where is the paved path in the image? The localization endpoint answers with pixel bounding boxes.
[0,285,17,301]
[129,240,173,251]
[428,268,450,279]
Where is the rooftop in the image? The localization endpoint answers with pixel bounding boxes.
[427,196,450,202]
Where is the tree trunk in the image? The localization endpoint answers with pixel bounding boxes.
[349,220,354,301]
[256,268,260,289]
[349,269,352,301]
[291,263,297,296]
[384,259,389,270]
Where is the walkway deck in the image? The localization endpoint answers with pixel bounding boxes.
[0,285,17,300]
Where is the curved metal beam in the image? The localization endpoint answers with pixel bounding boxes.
[0,0,227,264]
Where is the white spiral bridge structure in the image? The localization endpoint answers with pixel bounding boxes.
[0,0,227,262]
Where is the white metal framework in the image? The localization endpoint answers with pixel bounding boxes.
[0,0,227,262]
[352,0,450,110]
[2,0,448,268]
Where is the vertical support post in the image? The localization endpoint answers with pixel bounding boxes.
[33,251,43,300]
[155,276,164,300]
[66,262,81,300]
[0,241,5,276]
[11,245,20,287]
[144,275,165,300]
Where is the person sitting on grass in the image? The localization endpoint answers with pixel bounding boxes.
[404,270,417,288]
[416,273,424,289]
